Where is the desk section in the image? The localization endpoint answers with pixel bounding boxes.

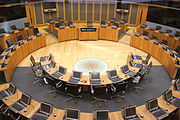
[130,34,180,79]
[0,35,46,82]
[79,27,99,40]
[0,27,34,50]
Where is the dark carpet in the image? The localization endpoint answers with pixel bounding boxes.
[12,65,171,112]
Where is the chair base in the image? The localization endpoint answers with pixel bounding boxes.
[110,93,125,103]
[91,96,106,107]
[132,86,143,94]
[66,94,82,104]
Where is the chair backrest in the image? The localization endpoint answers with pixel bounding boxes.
[55,23,60,28]
[16,35,23,41]
[110,17,116,23]
[6,39,13,47]
[165,29,172,33]
[175,31,180,37]
[155,26,162,30]
[107,70,118,78]
[11,25,17,30]
[142,30,149,36]
[175,46,180,54]
[24,22,30,27]
[0,28,6,33]
[91,85,107,95]
[173,79,180,91]
[87,21,93,27]
[101,21,106,25]
[33,28,39,35]
[145,54,151,63]
[116,81,128,92]
[120,65,130,74]
[68,21,73,25]
[30,55,35,65]
[113,23,119,27]
[66,83,81,95]
[146,61,152,74]
[151,36,157,40]
[161,40,168,45]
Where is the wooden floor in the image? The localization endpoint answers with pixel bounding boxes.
[18,26,161,71]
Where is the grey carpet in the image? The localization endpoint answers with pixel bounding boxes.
[12,65,171,112]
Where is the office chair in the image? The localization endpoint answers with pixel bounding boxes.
[121,19,127,23]
[142,54,151,64]
[122,105,140,120]
[174,31,180,37]
[120,20,126,24]
[50,66,67,79]
[90,85,107,107]
[173,79,180,91]
[47,19,55,24]
[10,25,17,30]
[64,108,80,120]
[142,30,149,36]
[0,46,3,54]
[65,83,82,104]
[87,21,93,27]
[145,98,169,120]
[150,35,157,40]
[6,39,13,48]
[111,23,119,29]
[110,81,128,103]
[155,26,162,30]
[55,22,60,28]
[164,29,172,34]
[175,46,180,54]
[29,55,41,69]
[16,35,23,41]
[68,21,75,28]
[140,24,147,28]
[0,28,6,37]
[89,72,101,85]
[58,17,65,23]
[94,110,109,120]
[100,21,107,28]
[31,101,53,120]
[107,69,123,83]
[31,64,47,85]
[109,17,116,23]
[161,39,168,45]
[139,61,152,84]
[33,28,42,37]
[24,22,34,28]
[40,53,53,62]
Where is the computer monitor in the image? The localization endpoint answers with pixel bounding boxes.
[50,60,56,68]
[59,66,66,74]
[109,70,117,78]
[147,98,158,112]
[96,110,109,120]
[91,72,100,79]
[66,108,80,120]
[124,106,136,119]
[8,83,16,94]
[73,71,82,79]
[121,65,129,73]
[40,102,53,115]
[163,89,173,102]
[21,93,31,105]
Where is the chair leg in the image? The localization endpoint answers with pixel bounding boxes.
[134,86,143,94]
[33,78,41,85]
[110,94,125,103]
[66,94,82,104]
[91,96,106,107]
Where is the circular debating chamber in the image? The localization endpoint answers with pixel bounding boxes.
[0,0,180,120]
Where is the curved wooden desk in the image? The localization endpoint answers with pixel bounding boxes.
[0,35,46,82]
[136,26,180,49]
[0,82,179,120]
[55,25,121,42]
[130,34,180,79]
[0,27,34,50]
[41,58,141,86]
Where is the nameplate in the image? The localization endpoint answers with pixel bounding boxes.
[80,28,96,32]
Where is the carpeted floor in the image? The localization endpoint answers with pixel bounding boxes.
[12,65,171,113]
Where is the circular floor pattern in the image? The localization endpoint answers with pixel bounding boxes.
[74,58,108,75]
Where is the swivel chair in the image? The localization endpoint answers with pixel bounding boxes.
[6,39,13,47]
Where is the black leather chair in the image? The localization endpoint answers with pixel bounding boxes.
[0,28,6,34]
[24,22,34,28]
[0,46,3,54]
[161,39,168,45]
[40,53,53,62]
[6,39,13,47]
[65,83,82,104]
[165,29,172,34]
[142,30,149,36]
[111,23,119,29]
[140,24,147,28]
[33,28,42,36]
[100,21,107,28]
[48,19,55,24]
[87,21,93,27]
[155,26,162,30]
[109,17,116,23]
[110,81,128,103]
[16,35,23,41]
[90,85,107,107]
[10,25,17,30]
[89,72,101,85]
[174,31,180,37]
[142,54,151,64]
[107,69,123,83]
[30,55,41,68]
[175,46,180,54]
[68,21,75,28]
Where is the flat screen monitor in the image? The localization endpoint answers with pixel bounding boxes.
[91,72,100,79]
[40,102,53,115]
[59,66,66,74]
[164,89,173,102]
[121,65,129,73]
[96,110,109,120]
[8,83,16,94]
[73,71,81,78]
[21,93,31,105]
[124,106,136,118]
[148,99,158,112]
[109,70,117,78]
[66,109,79,120]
